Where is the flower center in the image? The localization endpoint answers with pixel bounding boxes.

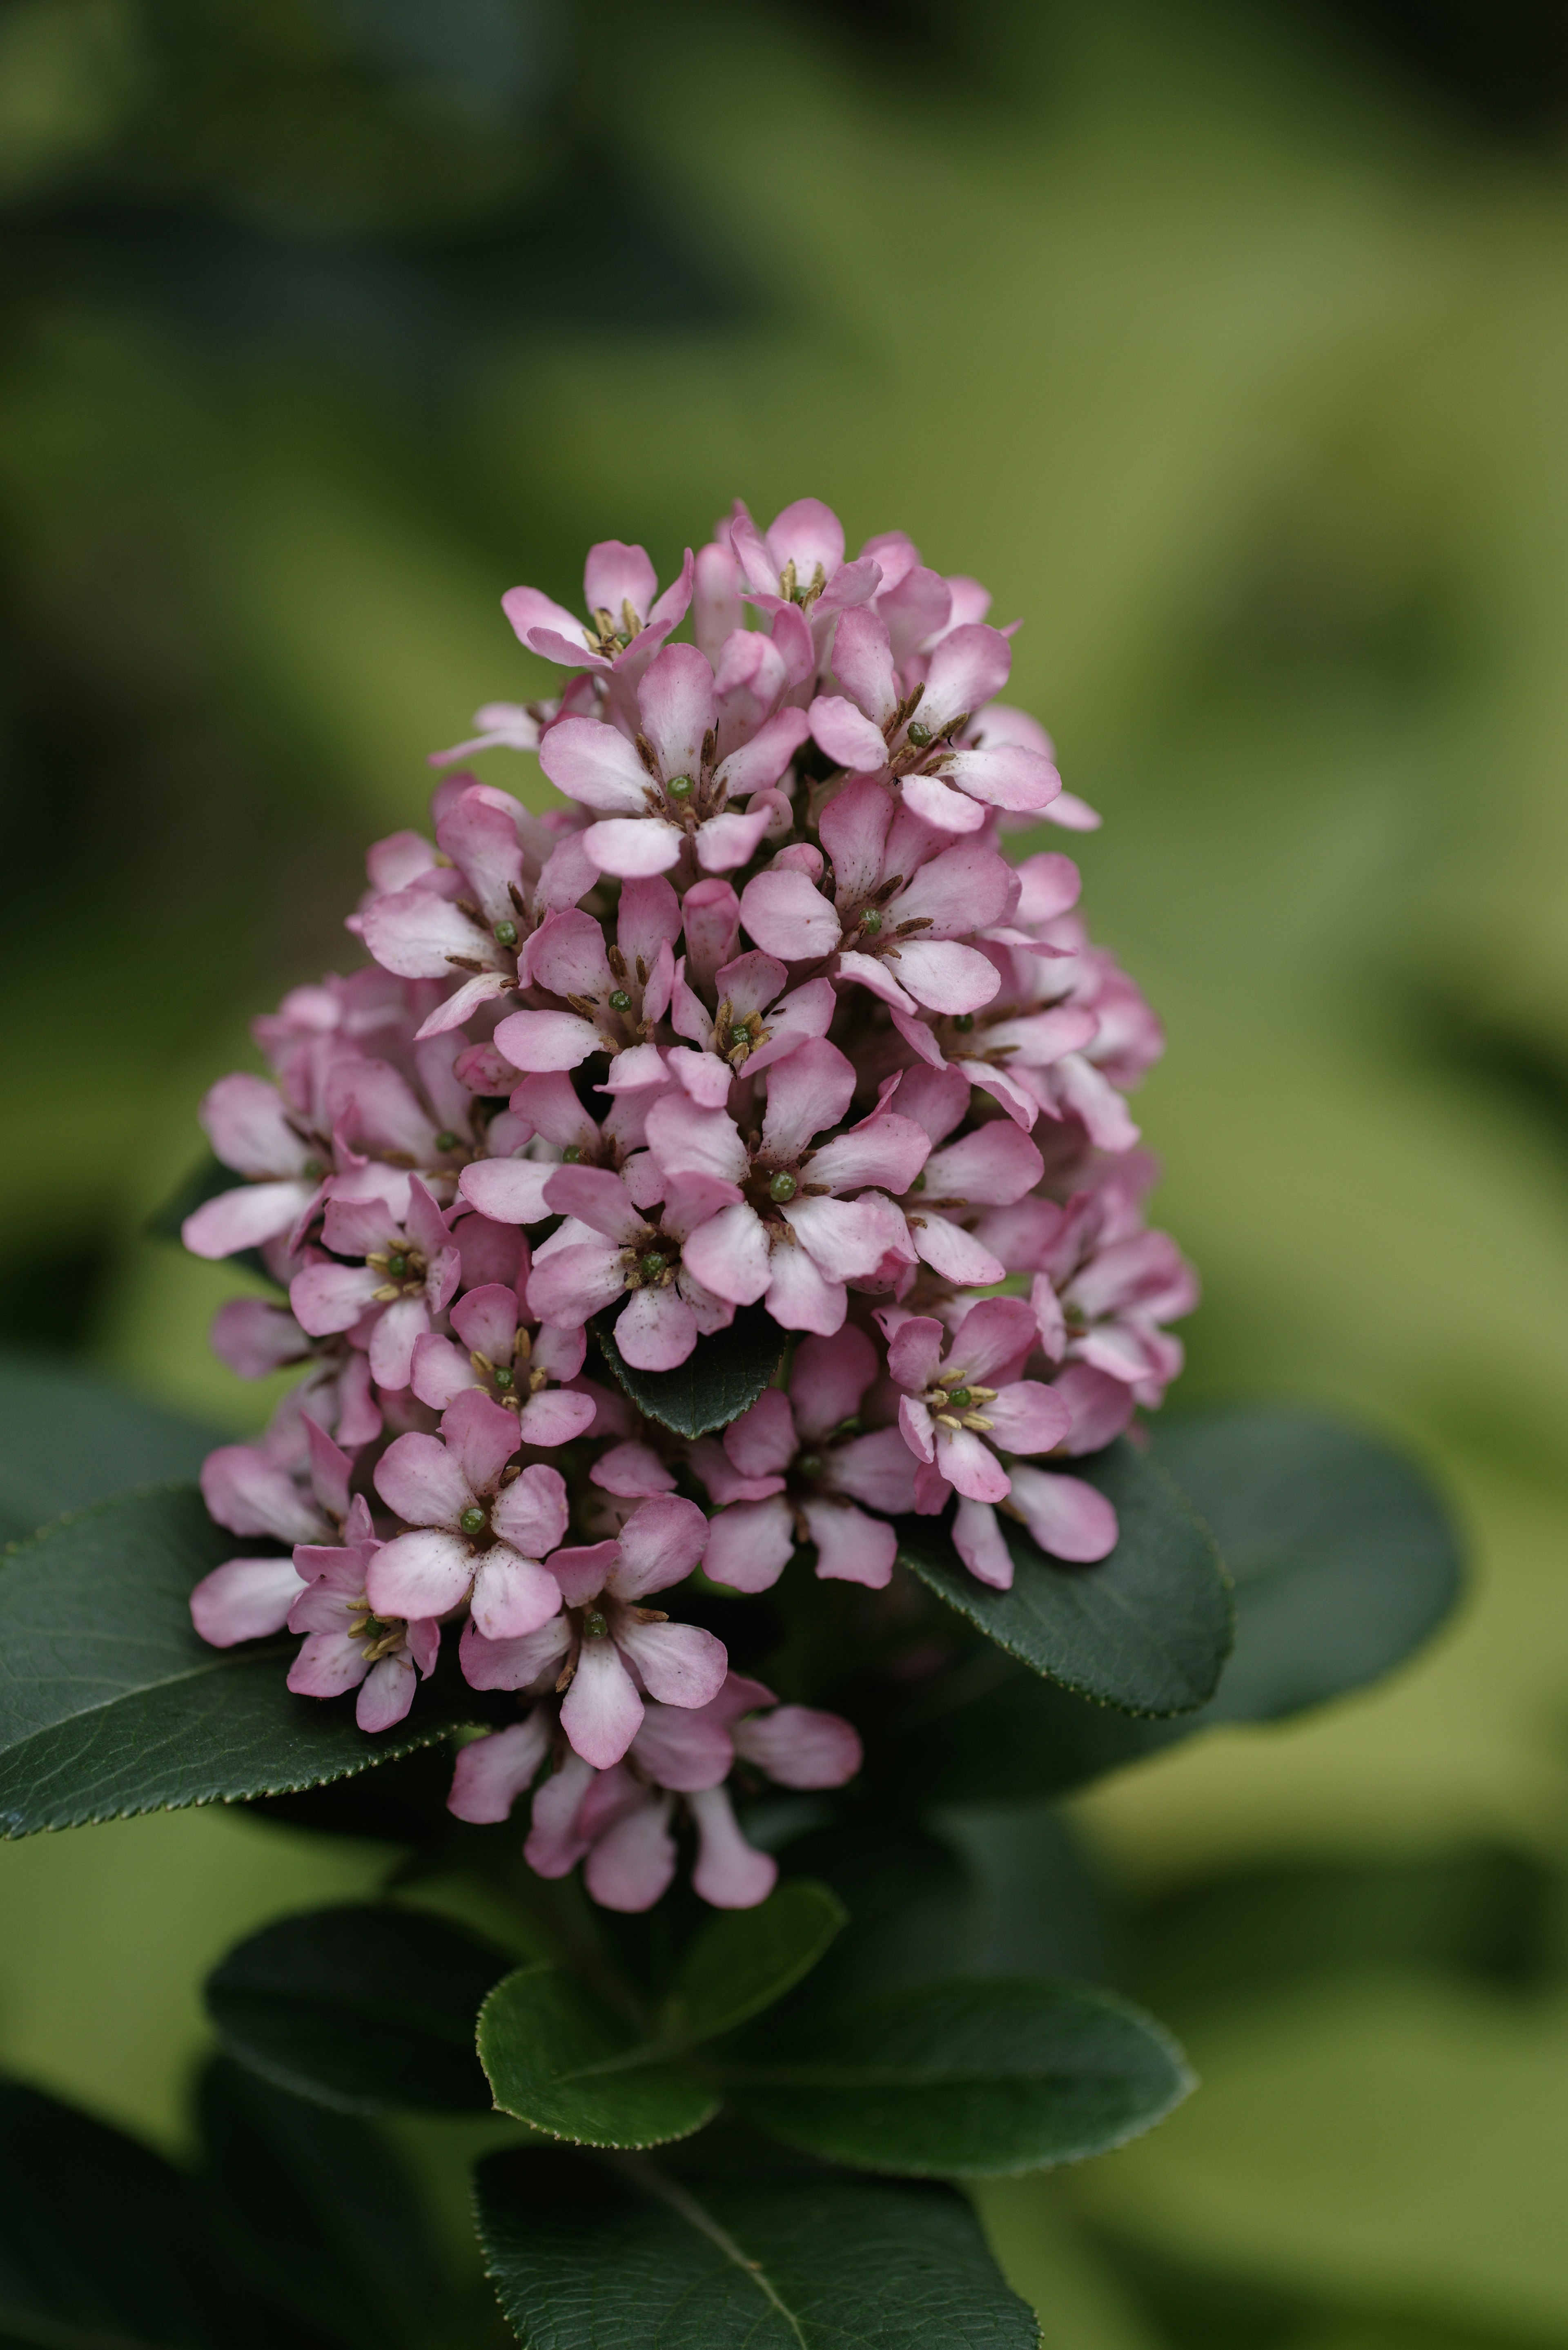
[494,918,519,948]
[768,1170,797,1202]
[458,1505,488,1539]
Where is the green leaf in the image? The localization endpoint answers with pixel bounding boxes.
[593,1302,785,1437]
[1149,1404,1462,1721]
[723,1977,1192,2176]
[0,1486,492,1836]
[872,1407,1464,1805]
[896,1437,1232,1716]
[0,2073,268,2350]
[664,1881,846,2042]
[0,1347,215,1546]
[478,1966,719,2149]
[474,2141,1041,2348]
[199,2056,444,2350]
[205,1902,512,2114]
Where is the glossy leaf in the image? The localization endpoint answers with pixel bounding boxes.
[665,1881,846,2042]
[896,1438,1232,1716]
[0,1346,214,1545]
[206,1902,512,2113]
[723,1977,1192,2176]
[874,1406,1464,1803]
[0,2073,267,2350]
[200,2056,443,2350]
[479,1966,719,2149]
[593,1302,786,1437]
[475,2141,1040,2349]
[0,1487,491,1836]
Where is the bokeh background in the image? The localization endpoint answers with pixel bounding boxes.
[5,0,1568,2341]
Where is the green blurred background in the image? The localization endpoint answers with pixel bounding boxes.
[6,0,1568,2339]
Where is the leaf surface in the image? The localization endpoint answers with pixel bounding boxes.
[205,1902,512,2114]
[0,1487,489,1836]
[723,1977,1192,2176]
[896,1438,1231,1715]
[0,1348,214,1545]
[479,1967,719,2149]
[665,1881,846,2043]
[475,2143,1040,2348]
[593,1303,786,1437]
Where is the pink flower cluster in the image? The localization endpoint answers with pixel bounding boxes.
[185,498,1194,1911]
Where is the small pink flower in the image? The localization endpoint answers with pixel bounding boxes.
[503,540,694,698]
[366,1389,569,1639]
[695,1325,919,1593]
[290,1177,459,1391]
[458,1071,665,1230]
[527,1162,739,1371]
[668,944,836,1100]
[739,779,1015,1017]
[181,1074,327,1260]
[286,1496,441,1733]
[492,876,680,1093]
[540,642,808,881]
[884,1064,1046,1288]
[457,1495,722,1770]
[409,1271,594,1447]
[644,1039,927,1338]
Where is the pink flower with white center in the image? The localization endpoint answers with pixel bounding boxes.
[456,1494,722,1770]
[491,876,680,1094]
[882,1297,1117,1581]
[458,1070,665,1231]
[644,1039,927,1338]
[359,778,596,1041]
[285,1495,441,1733]
[739,780,1014,1019]
[409,1273,594,1446]
[448,1670,860,1911]
[539,642,808,880]
[695,1325,920,1594]
[883,1064,1046,1288]
[668,946,836,1102]
[365,1389,568,1641]
[502,540,695,705]
[290,1177,459,1391]
[808,609,1062,835]
[181,1073,328,1260]
[191,1415,356,1649]
[526,1161,738,1371]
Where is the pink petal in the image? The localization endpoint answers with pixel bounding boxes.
[441,1386,522,1493]
[184,1179,316,1260]
[459,1158,558,1226]
[732,1702,863,1787]
[614,1283,699,1370]
[897,1393,937,1465]
[739,869,841,962]
[722,1387,796,1478]
[492,1460,570,1555]
[713,706,811,796]
[514,1388,598,1446]
[526,1235,627,1326]
[470,1547,564,1641]
[356,1653,419,1733]
[911,1217,1007,1286]
[561,1635,646,1768]
[584,538,658,620]
[809,693,888,771]
[695,803,780,874]
[368,1293,431,1391]
[200,1447,327,1545]
[701,1496,795,1593]
[952,1496,1014,1589]
[935,1422,1010,1503]
[209,1298,309,1379]
[449,1282,518,1364]
[743,974,837,1078]
[447,1714,552,1824]
[899,771,989,835]
[524,1749,597,1876]
[494,1010,602,1073]
[822,1427,920,1514]
[200,1073,313,1178]
[894,939,1003,1015]
[583,816,682,877]
[644,1093,749,1185]
[688,1786,777,1909]
[761,1036,856,1159]
[1053,1362,1138,1455]
[762,1242,846,1335]
[799,1497,895,1589]
[947,1295,1039,1384]
[615,1616,728,1709]
[631,1703,733,1791]
[829,605,899,722]
[787,1324,878,1440]
[584,1796,678,1911]
[983,1380,1073,1456]
[365,1527,475,1619]
[540,1164,646,1242]
[779,1194,895,1284]
[637,641,715,779]
[362,885,497,981]
[942,744,1061,813]
[538,715,649,813]
[373,1429,473,1529]
[590,1441,677,1497]
[808,1108,929,1195]
[190,1557,307,1647]
[922,621,1011,727]
[461,1613,572,1692]
[289,1261,383,1340]
[288,1630,370,1700]
[678,1200,772,1306]
[609,1493,712,1596]
[1005,1466,1119,1563]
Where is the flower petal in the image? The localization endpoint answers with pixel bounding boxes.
[365,1527,475,1620]
[561,1635,646,1768]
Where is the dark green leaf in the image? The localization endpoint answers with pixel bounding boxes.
[147,1153,278,1287]
[896,1437,1232,1716]
[0,1486,492,1837]
[1150,1404,1463,1721]
[479,1967,718,2149]
[593,1304,785,1438]
[664,1881,846,2042]
[206,1903,512,2114]
[475,2142,1040,2348]
[199,2056,443,2349]
[0,2074,269,2350]
[874,1407,1465,1804]
[0,1348,215,1546]
[724,1977,1192,2176]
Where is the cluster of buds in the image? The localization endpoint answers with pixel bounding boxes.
[186,499,1195,1910]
